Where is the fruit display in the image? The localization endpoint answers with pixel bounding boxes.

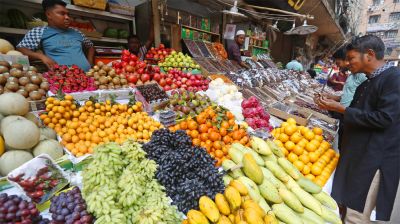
[143,129,225,213]
[49,187,93,224]
[0,193,50,224]
[145,43,173,63]
[70,18,96,33]
[169,90,214,120]
[43,65,96,94]
[39,95,158,157]
[82,141,181,223]
[158,51,200,72]
[271,118,339,186]
[157,69,209,92]
[241,96,273,131]
[8,155,68,204]
[169,106,250,166]
[193,58,220,73]
[213,42,227,59]
[183,183,276,224]
[0,62,49,100]
[0,39,15,54]
[205,78,244,121]
[86,61,128,90]
[221,139,342,224]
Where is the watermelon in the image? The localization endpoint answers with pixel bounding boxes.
[104,28,118,38]
[118,29,129,39]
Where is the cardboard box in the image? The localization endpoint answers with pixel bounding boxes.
[108,0,144,16]
[0,54,30,70]
[267,102,311,126]
[73,0,107,10]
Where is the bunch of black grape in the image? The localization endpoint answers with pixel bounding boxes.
[49,187,93,224]
[143,129,225,213]
[0,193,49,224]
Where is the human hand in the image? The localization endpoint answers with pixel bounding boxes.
[319,96,345,113]
[40,55,57,69]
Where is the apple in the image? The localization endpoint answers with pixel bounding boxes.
[195,75,202,80]
[176,81,182,87]
[153,67,160,73]
[188,87,194,91]
[141,74,150,82]
[122,55,129,62]
[125,65,135,73]
[121,61,128,67]
[194,80,201,86]
[190,75,196,80]
[130,54,138,61]
[186,80,193,86]
[166,78,173,85]
[116,68,122,74]
[159,79,166,87]
[128,61,136,67]
[164,85,171,91]
[122,49,130,56]
[181,77,188,83]
[171,83,177,89]
[127,74,138,84]
[182,84,187,89]
[159,44,165,49]
[138,61,146,68]
[153,73,161,82]
[137,68,144,74]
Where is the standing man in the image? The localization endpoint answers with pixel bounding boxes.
[17,0,94,71]
[318,35,400,223]
[227,30,250,69]
[286,54,304,71]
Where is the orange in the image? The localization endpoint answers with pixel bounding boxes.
[300,127,310,136]
[287,152,298,162]
[284,141,296,151]
[314,179,325,187]
[292,145,304,156]
[210,132,222,141]
[179,121,188,130]
[219,127,228,137]
[299,154,310,164]
[199,124,208,133]
[62,133,72,143]
[286,118,297,125]
[293,160,305,171]
[188,121,198,131]
[192,138,201,146]
[305,142,317,152]
[190,130,199,139]
[309,139,320,148]
[213,141,223,150]
[320,141,331,150]
[280,122,289,128]
[290,133,302,144]
[215,149,224,158]
[223,135,232,144]
[279,133,289,143]
[314,135,324,142]
[304,131,315,141]
[302,165,311,175]
[284,125,297,136]
[313,127,323,135]
[311,165,322,176]
[309,152,319,163]
[274,139,284,148]
[281,147,289,156]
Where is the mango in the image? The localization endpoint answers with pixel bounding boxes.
[187,210,209,224]
[216,215,233,224]
[215,193,231,215]
[242,200,265,217]
[242,153,264,184]
[237,176,262,202]
[250,136,272,155]
[224,186,242,211]
[259,179,283,204]
[229,179,248,196]
[199,196,220,222]
[244,209,264,224]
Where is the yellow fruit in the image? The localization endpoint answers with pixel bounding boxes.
[313,127,323,135]
[287,118,297,125]
[278,133,289,143]
[187,210,209,224]
[304,131,315,141]
[0,136,4,156]
[215,193,231,215]
[284,125,297,136]
[305,142,317,152]
[302,165,311,175]
[224,186,242,211]
[229,180,248,196]
[244,209,264,224]
[234,209,245,223]
[242,200,265,217]
[305,174,316,180]
[216,215,233,224]
[264,211,279,224]
[281,122,289,128]
[311,165,322,176]
[292,145,304,156]
[293,160,305,171]
[300,127,310,136]
[284,141,295,151]
[290,133,302,144]
[199,196,220,222]
[299,154,310,164]
[228,214,235,223]
[242,153,264,184]
[287,152,298,163]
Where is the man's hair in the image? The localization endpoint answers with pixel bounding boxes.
[346,35,385,60]
[42,0,67,11]
[127,34,140,42]
[332,46,347,60]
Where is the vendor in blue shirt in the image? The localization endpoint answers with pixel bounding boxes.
[17,0,94,71]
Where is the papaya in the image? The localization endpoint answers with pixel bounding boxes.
[199,196,220,222]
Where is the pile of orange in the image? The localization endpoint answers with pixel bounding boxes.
[169,106,249,166]
[271,118,339,186]
[39,95,162,157]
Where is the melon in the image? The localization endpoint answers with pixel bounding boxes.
[0,93,29,116]
[0,150,33,176]
[24,112,40,127]
[0,39,14,54]
[33,139,63,160]
[40,127,57,140]
[0,113,4,123]
[3,119,40,150]
[6,50,23,56]
[0,115,26,135]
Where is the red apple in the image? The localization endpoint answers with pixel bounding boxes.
[182,84,187,89]
[166,78,173,85]
[159,79,166,87]
[127,74,138,83]
[125,65,135,73]
[164,86,171,91]
[153,67,160,73]
[128,61,136,67]
[153,73,161,82]
[122,49,130,56]
[137,68,144,74]
[176,81,182,87]
[159,44,165,49]
[196,75,202,80]
[195,80,201,86]
[171,83,177,89]
[122,55,129,62]
[141,74,150,82]
[130,54,138,61]
[190,75,196,80]
[186,80,193,86]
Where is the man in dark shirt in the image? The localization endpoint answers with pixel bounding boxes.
[227,30,250,69]
[319,35,400,223]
